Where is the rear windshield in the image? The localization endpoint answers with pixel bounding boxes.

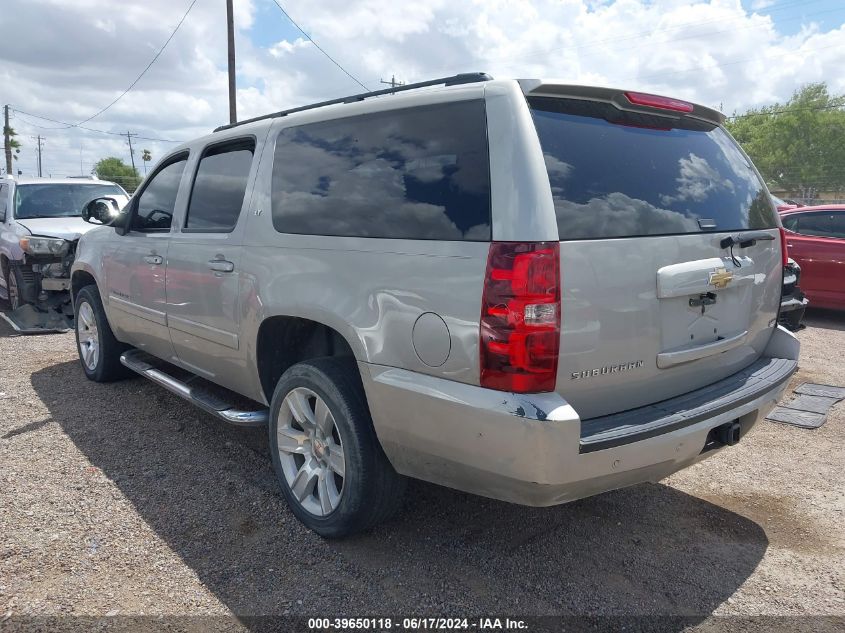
[15,183,125,220]
[529,97,777,240]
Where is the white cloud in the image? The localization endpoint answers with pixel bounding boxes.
[751,0,776,10]
[268,38,311,58]
[1,0,844,177]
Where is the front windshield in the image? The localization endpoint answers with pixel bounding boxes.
[14,183,124,220]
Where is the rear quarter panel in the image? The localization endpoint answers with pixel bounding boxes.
[238,98,497,403]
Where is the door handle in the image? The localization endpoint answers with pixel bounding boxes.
[208,259,235,273]
[143,254,163,265]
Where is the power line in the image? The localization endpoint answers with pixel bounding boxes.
[124,132,139,173]
[31,135,45,177]
[268,0,369,91]
[10,108,182,143]
[76,0,198,125]
[381,75,405,88]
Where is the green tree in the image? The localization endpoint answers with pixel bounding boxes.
[726,83,845,197]
[93,156,141,192]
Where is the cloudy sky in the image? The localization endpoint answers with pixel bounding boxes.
[1,0,843,178]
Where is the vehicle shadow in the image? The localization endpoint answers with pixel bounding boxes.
[32,360,768,626]
[802,307,845,332]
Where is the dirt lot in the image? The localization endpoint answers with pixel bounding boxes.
[1,309,843,630]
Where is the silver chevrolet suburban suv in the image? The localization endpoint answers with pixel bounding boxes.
[71,74,799,538]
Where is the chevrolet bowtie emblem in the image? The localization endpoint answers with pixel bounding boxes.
[709,267,733,289]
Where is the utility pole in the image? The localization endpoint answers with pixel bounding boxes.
[226,0,237,124]
[380,75,404,88]
[124,131,138,173]
[3,105,12,176]
[31,135,45,177]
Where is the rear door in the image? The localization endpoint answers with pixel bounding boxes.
[165,138,259,391]
[527,93,782,419]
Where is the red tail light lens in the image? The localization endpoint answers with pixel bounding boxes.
[480,242,561,393]
[624,91,694,113]
[779,227,789,267]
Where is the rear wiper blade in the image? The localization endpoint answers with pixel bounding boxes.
[719,231,776,249]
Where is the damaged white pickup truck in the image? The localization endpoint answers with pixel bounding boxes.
[0,176,128,332]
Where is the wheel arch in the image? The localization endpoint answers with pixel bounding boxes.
[255,315,361,404]
[71,267,98,305]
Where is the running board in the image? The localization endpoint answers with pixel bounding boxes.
[120,349,268,427]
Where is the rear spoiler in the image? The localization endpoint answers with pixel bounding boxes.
[517,80,725,126]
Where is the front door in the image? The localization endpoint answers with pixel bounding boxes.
[165,139,257,392]
[103,154,189,361]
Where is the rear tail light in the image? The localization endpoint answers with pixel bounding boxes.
[624,91,694,113]
[480,242,561,393]
[779,227,789,267]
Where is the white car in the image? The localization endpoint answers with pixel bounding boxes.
[0,176,128,330]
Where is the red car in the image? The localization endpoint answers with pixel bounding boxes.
[780,205,845,310]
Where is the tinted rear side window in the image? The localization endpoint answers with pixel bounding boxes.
[529,97,777,240]
[185,139,255,232]
[787,211,845,239]
[831,212,845,238]
[271,100,491,240]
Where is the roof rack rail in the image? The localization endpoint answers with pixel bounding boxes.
[213,72,493,133]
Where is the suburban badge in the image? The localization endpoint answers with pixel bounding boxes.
[571,360,645,380]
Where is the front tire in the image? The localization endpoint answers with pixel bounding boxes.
[269,357,406,538]
[74,285,129,382]
[5,266,20,310]
[3,264,30,310]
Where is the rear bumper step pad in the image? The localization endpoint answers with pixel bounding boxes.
[580,357,797,453]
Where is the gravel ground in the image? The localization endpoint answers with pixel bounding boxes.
[0,309,843,630]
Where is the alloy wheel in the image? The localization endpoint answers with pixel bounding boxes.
[276,387,346,516]
[77,301,100,371]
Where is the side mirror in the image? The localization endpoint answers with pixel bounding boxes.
[82,197,122,225]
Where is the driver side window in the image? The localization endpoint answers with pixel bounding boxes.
[132,155,188,232]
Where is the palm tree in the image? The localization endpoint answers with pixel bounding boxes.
[3,125,21,174]
[141,149,152,175]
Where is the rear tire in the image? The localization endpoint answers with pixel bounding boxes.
[269,357,406,538]
[74,285,130,382]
